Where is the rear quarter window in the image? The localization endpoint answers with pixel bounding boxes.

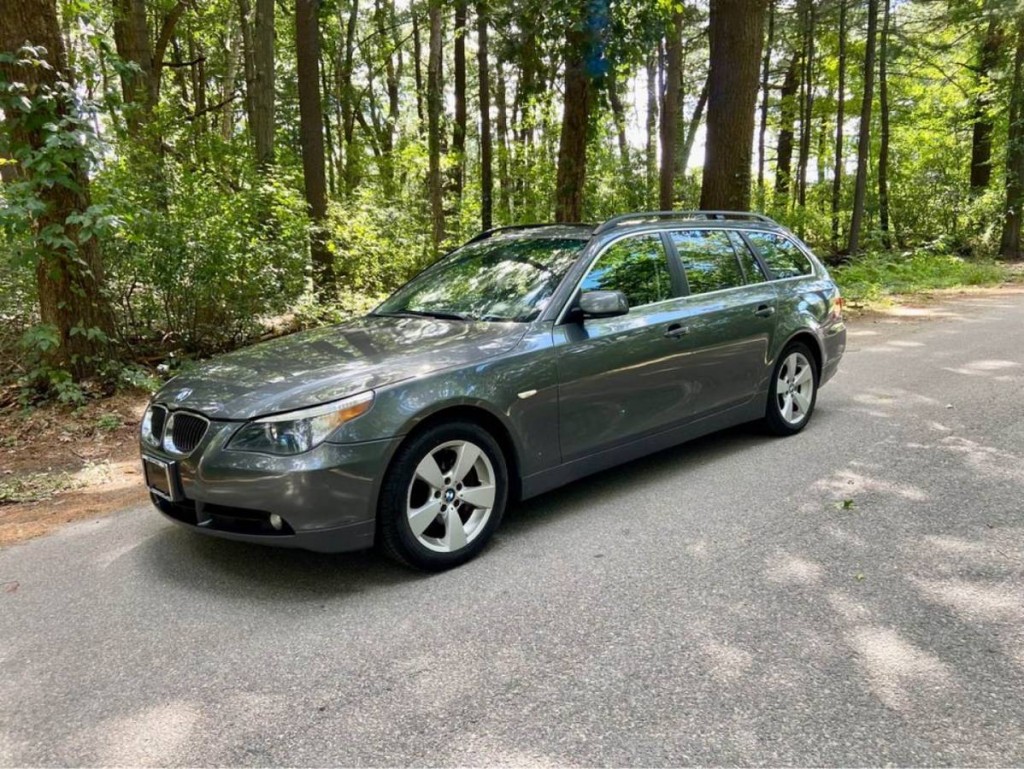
[746,232,814,280]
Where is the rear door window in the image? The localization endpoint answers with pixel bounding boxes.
[729,233,768,284]
[669,230,745,295]
[746,232,814,279]
[581,234,673,308]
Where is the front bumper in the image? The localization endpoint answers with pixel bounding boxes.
[142,417,398,553]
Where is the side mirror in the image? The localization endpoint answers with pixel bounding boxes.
[578,290,629,319]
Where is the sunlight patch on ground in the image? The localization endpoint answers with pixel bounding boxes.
[938,436,1024,485]
[911,578,1024,624]
[853,388,941,407]
[943,359,1020,378]
[849,626,953,712]
[811,469,928,504]
[764,553,824,586]
[95,702,198,766]
[699,640,755,683]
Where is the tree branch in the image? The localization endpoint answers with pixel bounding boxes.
[186,91,240,121]
[154,0,191,74]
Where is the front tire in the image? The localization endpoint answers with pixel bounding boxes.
[763,343,818,436]
[378,421,509,571]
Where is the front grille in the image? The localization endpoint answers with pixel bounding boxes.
[165,412,209,455]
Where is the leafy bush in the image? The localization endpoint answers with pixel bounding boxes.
[328,188,432,296]
[96,142,310,356]
[832,252,1007,304]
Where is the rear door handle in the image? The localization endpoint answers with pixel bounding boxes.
[754,304,776,318]
[664,323,689,338]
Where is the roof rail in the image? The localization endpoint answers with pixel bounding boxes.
[468,223,592,243]
[593,210,777,236]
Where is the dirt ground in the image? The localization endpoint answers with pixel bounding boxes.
[2,282,1023,549]
[0,391,150,547]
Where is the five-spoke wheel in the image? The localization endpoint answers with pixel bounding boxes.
[764,343,818,435]
[378,422,508,570]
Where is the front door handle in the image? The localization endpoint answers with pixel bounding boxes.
[754,304,776,318]
[664,323,689,338]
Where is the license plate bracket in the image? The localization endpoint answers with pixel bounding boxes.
[143,456,180,502]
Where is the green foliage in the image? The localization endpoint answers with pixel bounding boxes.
[95,141,309,356]
[328,189,432,295]
[0,46,109,268]
[832,251,1007,303]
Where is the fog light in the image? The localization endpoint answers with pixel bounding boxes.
[269,514,283,531]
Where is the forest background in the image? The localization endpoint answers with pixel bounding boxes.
[1,0,1023,405]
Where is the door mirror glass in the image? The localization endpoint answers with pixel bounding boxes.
[579,290,630,318]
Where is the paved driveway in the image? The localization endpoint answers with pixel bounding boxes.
[3,291,1024,766]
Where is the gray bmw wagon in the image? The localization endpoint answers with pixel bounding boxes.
[141,211,846,570]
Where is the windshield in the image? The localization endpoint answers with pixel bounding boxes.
[375,237,585,322]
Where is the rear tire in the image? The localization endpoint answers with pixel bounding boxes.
[378,421,508,571]
[763,342,818,436]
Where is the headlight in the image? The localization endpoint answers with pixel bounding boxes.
[228,391,374,455]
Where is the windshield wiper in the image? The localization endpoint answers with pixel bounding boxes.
[378,309,474,321]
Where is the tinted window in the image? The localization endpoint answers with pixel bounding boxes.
[670,230,744,295]
[581,234,672,308]
[730,234,768,283]
[747,232,813,279]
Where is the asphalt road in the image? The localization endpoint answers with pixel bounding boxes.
[3,291,1024,767]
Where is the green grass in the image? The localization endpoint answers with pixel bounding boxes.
[832,252,1008,305]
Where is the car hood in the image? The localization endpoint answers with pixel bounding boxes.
[154,315,528,420]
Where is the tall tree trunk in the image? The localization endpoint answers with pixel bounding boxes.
[0,0,116,379]
[340,0,360,194]
[831,0,847,250]
[774,56,799,201]
[701,0,766,211]
[660,11,684,209]
[112,0,151,130]
[320,49,336,196]
[427,0,445,249]
[112,0,188,130]
[252,0,275,167]
[878,0,891,247]
[671,39,691,196]
[757,0,776,206]
[646,54,659,206]
[238,0,257,141]
[999,12,1024,259]
[453,0,467,201]
[796,0,816,211]
[477,0,493,230]
[607,70,630,172]
[495,60,512,220]
[412,7,426,131]
[970,15,1002,194]
[296,0,334,293]
[848,0,879,255]
[219,23,241,140]
[373,0,400,192]
[680,76,709,174]
[555,13,598,223]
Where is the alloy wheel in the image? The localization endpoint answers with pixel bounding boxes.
[406,440,497,553]
[776,351,814,426]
